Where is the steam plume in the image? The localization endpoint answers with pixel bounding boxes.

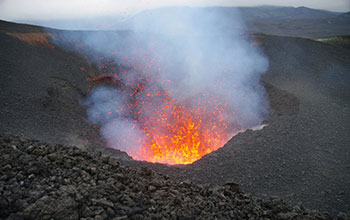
[54,7,269,163]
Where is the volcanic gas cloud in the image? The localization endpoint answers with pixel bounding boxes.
[81,8,269,164]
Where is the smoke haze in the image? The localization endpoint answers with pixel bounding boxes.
[54,7,269,163]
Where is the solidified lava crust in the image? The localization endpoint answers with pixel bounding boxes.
[1,133,345,220]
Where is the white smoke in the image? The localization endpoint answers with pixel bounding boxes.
[57,7,269,161]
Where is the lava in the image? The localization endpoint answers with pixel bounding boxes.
[133,90,232,165]
[87,65,234,165]
[82,31,264,165]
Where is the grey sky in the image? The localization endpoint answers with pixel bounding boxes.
[0,0,349,21]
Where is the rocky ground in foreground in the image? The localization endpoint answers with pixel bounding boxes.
[2,20,350,215]
[1,133,349,220]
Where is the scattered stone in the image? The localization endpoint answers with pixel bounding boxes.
[0,133,348,219]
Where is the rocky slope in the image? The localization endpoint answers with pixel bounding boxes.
[125,35,350,215]
[1,20,350,216]
[1,133,345,220]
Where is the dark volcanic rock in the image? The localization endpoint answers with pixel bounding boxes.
[1,133,344,220]
[131,35,350,216]
[1,20,350,218]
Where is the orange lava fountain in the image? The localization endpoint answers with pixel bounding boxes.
[86,36,236,165]
[88,73,233,165]
[126,78,233,164]
[135,98,230,164]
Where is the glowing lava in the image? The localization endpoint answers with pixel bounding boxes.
[85,35,238,165]
[134,95,231,165]
[87,71,234,165]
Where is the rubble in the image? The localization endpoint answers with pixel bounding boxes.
[1,133,345,220]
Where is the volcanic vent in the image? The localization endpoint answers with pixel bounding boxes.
[87,71,236,165]
[75,9,270,164]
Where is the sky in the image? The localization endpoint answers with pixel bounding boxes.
[0,0,349,21]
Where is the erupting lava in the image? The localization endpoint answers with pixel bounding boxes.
[83,30,265,165]
[57,8,269,166]
[133,92,231,165]
[88,60,234,165]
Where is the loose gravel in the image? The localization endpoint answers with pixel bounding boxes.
[2,133,347,220]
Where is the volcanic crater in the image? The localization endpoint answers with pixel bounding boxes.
[1,15,350,219]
